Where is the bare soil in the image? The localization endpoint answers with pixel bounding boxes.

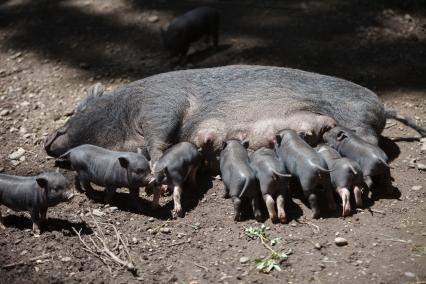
[0,0,425,283]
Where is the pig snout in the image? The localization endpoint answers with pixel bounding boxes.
[45,125,70,157]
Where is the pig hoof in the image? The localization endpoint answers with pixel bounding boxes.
[311,212,320,219]
[172,209,184,219]
[234,214,242,222]
[32,229,41,237]
[0,224,6,230]
[223,192,230,199]
[254,213,263,222]
[278,215,287,224]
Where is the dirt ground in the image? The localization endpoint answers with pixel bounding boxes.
[0,0,425,283]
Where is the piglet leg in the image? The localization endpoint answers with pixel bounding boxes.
[40,208,48,228]
[130,187,142,211]
[232,197,242,221]
[308,193,320,219]
[173,185,184,218]
[276,194,287,224]
[0,211,5,229]
[336,187,351,217]
[353,185,363,208]
[104,187,116,204]
[264,194,277,223]
[151,185,161,209]
[31,209,41,236]
[251,195,262,222]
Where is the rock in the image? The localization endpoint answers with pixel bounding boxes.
[334,237,348,246]
[9,148,25,160]
[108,206,118,211]
[411,185,422,191]
[160,227,171,234]
[314,243,322,250]
[0,109,10,116]
[92,209,105,217]
[213,175,222,180]
[132,237,139,244]
[404,272,416,278]
[61,256,72,262]
[239,256,250,264]
[148,15,159,23]
[417,163,426,171]
[148,217,155,222]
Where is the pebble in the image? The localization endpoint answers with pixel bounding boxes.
[132,237,139,244]
[108,206,118,211]
[148,217,154,222]
[314,243,322,250]
[334,237,348,246]
[404,272,416,278]
[9,148,25,160]
[147,15,159,23]
[61,256,72,262]
[239,256,250,264]
[417,163,426,170]
[0,109,10,116]
[411,185,422,191]
[92,209,105,217]
[160,227,171,234]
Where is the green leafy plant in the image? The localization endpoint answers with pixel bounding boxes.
[244,225,291,273]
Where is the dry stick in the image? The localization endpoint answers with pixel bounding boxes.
[194,262,209,272]
[368,208,386,215]
[2,253,50,269]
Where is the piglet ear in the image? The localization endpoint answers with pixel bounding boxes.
[336,131,347,141]
[36,178,48,188]
[242,139,249,149]
[275,134,282,146]
[118,157,129,168]
[222,141,227,150]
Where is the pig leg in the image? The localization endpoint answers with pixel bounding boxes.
[104,187,116,204]
[263,194,278,223]
[74,175,84,193]
[336,187,351,217]
[172,185,184,218]
[381,169,394,194]
[232,197,242,221]
[0,210,5,229]
[151,185,161,209]
[251,195,262,222]
[130,187,142,210]
[223,185,230,199]
[308,193,320,219]
[188,166,198,187]
[30,209,41,236]
[40,208,48,228]
[323,180,337,211]
[364,176,373,190]
[276,194,287,223]
[353,185,363,208]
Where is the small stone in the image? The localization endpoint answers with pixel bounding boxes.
[20,250,28,256]
[334,237,348,246]
[92,209,105,217]
[314,243,322,250]
[61,256,72,262]
[132,237,139,244]
[213,175,222,180]
[335,232,340,237]
[239,256,250,264]
[0,109,10,116]
[108,206,118,211]
[404,272,416,278]
[411,185,422,191]
[9,148,25,160]
[160,227,171,234]
[147,15,159,23]
[148,217,155,222]
[417,163,426,170]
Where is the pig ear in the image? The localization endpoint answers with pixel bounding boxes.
[242,140,249,149]
[118,157,129,168]
[275,134,282,146]
[336,131,347,141]
[36,178,48,188]
[222,141,227,150]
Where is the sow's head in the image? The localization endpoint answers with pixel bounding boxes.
[44,86,122,157]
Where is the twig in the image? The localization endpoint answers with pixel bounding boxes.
[300,221,320,232]
[368,208,386,215]
[194,262,209,272]
[2,253,50,269]
[168,241,187,247]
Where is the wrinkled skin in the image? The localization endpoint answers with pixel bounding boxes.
[275,129,336,219]
[220,140,261,221]
[55,144,154,210]
[44,65,426,173]
[153,142,202,218]
[323,126,393,195]
[161,7,219,58]
[316,144,364,217]
[249,147,291,223]
[0,172,73,235]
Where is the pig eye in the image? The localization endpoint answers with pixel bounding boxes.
[135,168,144,174]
